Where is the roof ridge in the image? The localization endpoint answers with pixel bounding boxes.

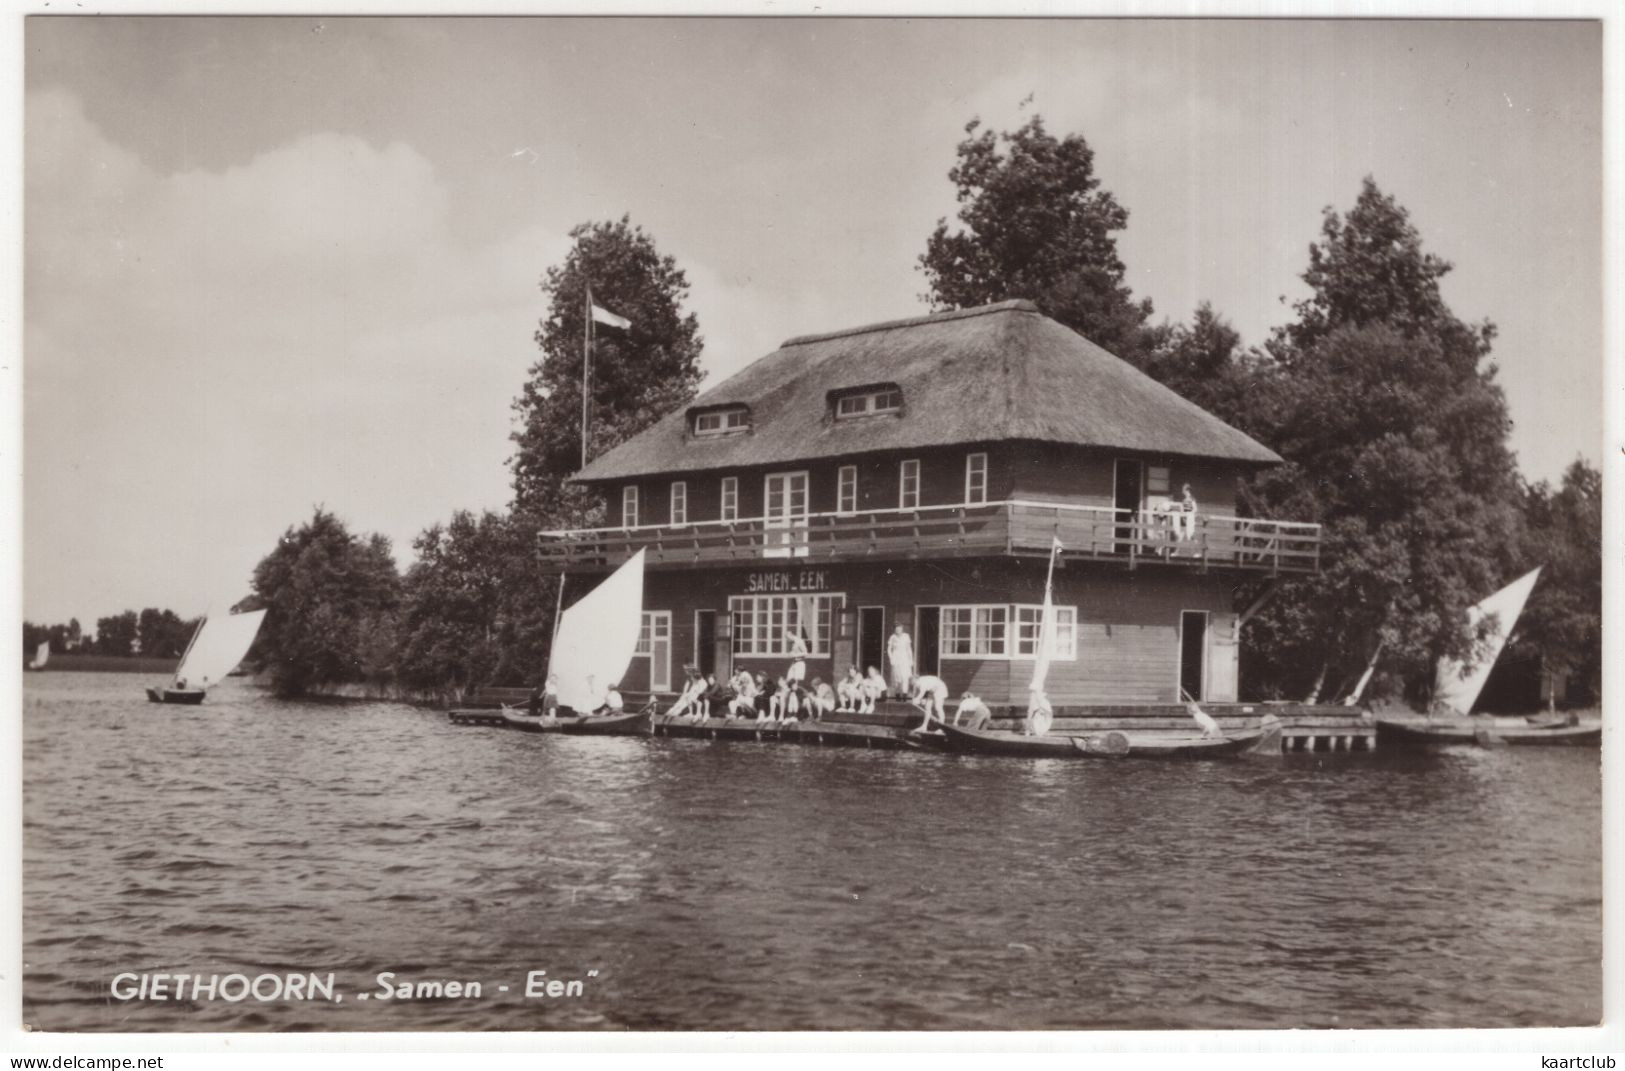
[780,299,1039,349]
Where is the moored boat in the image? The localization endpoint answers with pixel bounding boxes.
[146,687,207,705]
[558,705,653,735]
[1376,716,1600,749]
[938,716,1279,759]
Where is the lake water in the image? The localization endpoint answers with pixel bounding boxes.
[22,672,1601,1032]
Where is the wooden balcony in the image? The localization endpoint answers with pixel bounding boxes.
[536,499,1321,576]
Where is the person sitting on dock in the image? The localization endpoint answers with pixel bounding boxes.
[811,678,836,721]
[954,691,992,730]
[703,673,729,718]
[837,667,864,712]
[667,665,708,723]
[759,675,783,724]
[910,674,949,731]
[861,666,886,714]
[727,673,758,719]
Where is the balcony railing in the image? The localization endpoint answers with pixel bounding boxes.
[536,499,1321,576]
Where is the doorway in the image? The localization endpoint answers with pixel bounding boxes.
[914,605,941,679]
[857,606,885,676]
[695,610,716,677]
[1114,459,1143,553]
[1179,610,1208,702]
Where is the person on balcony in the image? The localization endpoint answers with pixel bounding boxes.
[887,625,915,697]
[1177,483,1199,544]
[861,667,886,713]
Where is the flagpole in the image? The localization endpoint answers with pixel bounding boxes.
[581,282,593,469]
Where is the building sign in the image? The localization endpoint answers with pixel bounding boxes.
[744,569,829,593]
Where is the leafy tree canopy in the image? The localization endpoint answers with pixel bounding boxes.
[510,215,704,524]
[1511,459,1601,703]
[919,114,1153,359]
[1241,178,1525,704]
[250,507,402,698]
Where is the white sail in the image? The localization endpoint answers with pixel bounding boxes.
[176,610,266,689]
[549,550,645,712]
[1433,567,1542,716]
[28,641,49,669]
[1027,537,1063,734]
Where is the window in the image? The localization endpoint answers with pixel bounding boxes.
[693,406,751,437]
[941,606,1008,657]
[837,466,858,514]
[939,604,1078,661]
[965,453,988,504]
[899,459,921,509]
[1014,606,1078,660]
[833,386,904,420]
[1147,466,1171,496]
[728,594,846,657]
[670,481,687,526]
[622,486,639,528]
[720,477,739,522]
[634,611,672,692]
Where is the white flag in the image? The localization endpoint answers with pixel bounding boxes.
[591,304,631,330]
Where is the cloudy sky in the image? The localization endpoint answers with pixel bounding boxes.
[21,16,1602,627]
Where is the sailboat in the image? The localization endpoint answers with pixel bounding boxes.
[1377,568,1596,747]
[26,640,49,671]
[493,550,652,735]
[145,609,267,705]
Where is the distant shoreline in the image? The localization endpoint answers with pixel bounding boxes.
[25,653,182,674]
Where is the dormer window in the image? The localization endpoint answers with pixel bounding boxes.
[832,384,903,420]
[691,405,751,438]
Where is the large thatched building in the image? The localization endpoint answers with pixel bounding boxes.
[540,299,1320,708]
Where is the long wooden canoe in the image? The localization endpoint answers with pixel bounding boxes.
[938,719,1278,759]
[1377,717,1600,749]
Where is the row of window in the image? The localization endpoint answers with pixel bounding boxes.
[632,600,1078,668]
[620,453,990,527]
[691,387,906,439]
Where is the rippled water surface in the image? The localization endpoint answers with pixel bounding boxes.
[23,673,1601,1032]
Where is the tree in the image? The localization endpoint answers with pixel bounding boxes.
[94,611,139,657]
[510,215,705,525]
[919,114,1154,360]
[395,511,510,695]
[1511,459,1601,705]
[137,608,197,659]
[249,508,402,698]
[1240,179,1524,704]
[1139,302,1274,430]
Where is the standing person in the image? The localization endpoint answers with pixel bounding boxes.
[785,629,809,687]
[887,625,915,698]
[1177,483,1199,544]
[909,673,949,732]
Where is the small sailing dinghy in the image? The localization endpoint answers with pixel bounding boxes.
[145,609,267,705]
[26,640,49,671]
[464,550,651,736]
[1376,568,1596,748]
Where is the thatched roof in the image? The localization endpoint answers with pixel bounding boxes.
[575,300,1280,483]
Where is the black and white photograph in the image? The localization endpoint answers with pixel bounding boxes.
[12,8,1612,1051]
